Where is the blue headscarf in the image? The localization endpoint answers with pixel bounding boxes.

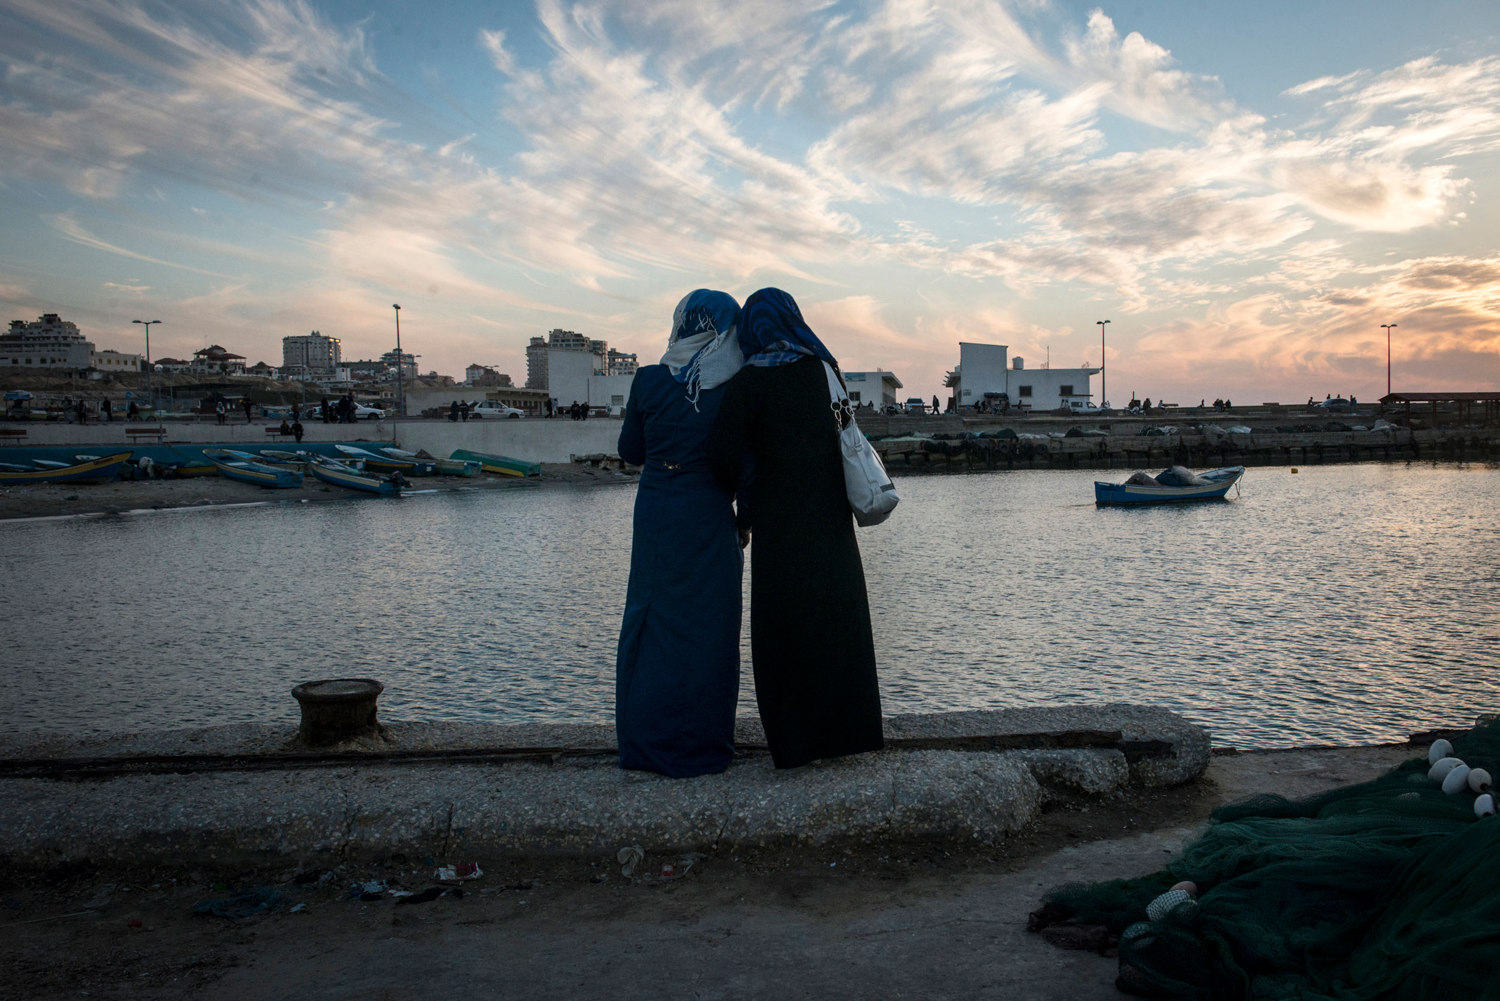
[739,288,838,370]
[659,289,744,409]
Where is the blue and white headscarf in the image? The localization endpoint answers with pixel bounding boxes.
[739,288,838,370]
[660,289,744,409]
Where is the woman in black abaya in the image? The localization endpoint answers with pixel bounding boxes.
[707,288,883,769]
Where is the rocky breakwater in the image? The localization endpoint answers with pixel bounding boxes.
[0,705,1207,865]
[869,415,1500,473]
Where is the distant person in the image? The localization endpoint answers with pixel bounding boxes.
[279,418,292,436]
[932,394,940,414]
[1144,397,1152,412]
[460,400,470,422]
[215,400,226,425]
[101,397,112,422]
[580,401,589,420]
[1225,399,1231,409]
[320,397,331,423]
[291,403,300,421]
[545,398,554,418]
[707,287,884,770]
[569,401,580,421]
[449,400,459,422]
[292,419,304,443]
[242,397,254,423]
[615,289,746,778]
[127,401,139,421]
[76,399,87,424]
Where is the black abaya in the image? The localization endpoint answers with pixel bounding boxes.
[708,356,883,768]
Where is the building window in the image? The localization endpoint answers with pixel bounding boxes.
[1018,385,1032,397]
[849,391,862,403]
[1059,384,1073,396]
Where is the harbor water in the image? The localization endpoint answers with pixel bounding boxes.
[4,462,1498,748]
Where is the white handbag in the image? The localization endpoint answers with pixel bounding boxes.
[823,361,899,526]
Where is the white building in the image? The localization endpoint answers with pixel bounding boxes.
[191,345,245,376]
[841,370,904,410]
[281,331,342,381]
[952,342,1100,411]
[91,348,143,374]
[1,313,95,370]
[526,328,608,390]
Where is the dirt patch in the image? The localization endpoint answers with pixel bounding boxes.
[0,744,1416,1000]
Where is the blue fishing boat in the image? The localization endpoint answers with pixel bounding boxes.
[309,456,403,496]
[203,449,304,488]
[377,447,439,475]
[1094,465,1244,506]
[335,444,429,475]
[0,451,133,485]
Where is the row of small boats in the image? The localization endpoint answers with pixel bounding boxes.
[0,444,542,498]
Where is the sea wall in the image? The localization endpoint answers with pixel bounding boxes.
[4,408,1498,470]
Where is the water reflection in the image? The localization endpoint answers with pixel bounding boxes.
[4,464,1497,748]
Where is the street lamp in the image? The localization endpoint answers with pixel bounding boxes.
[1382,323,1398,397]
[132,319,161,412]
[392,303,404,419]
[1096,320,1110,407]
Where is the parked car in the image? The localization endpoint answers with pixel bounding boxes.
[468,401,524,419]
[903,397,928,414]
[1314,398,1352,412]
[353,403,385,420]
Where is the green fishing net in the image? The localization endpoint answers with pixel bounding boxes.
[1031,717,1500,1000]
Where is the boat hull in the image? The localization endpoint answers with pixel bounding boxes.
[310,460,402,495]
[449,448,541,478]
[1094,466,1244,506]
[0,451,133,484]
[205,450,304,488]
[434,458,481,477]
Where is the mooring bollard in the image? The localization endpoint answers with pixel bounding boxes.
[291,678,384,746]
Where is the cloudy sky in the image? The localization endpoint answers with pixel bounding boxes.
[1,0,1497,404]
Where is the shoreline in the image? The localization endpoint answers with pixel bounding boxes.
[0,460,632,522]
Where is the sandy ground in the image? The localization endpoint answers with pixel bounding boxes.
[0,744,1415,1001]
[0,462,633,521]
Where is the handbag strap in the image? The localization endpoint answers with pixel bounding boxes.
[822,361,854,430]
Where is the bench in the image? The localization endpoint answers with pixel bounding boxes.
[125,426,167,439]
[0,427,26,440]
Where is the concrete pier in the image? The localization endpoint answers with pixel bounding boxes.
[0,705,1207,866]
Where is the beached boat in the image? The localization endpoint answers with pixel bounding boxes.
[376,447,440,475]
[448,448,541,478]
[203,449,304,488]
[308,456,403,496]
[335,444,431,475]
[1094,465,1244,506]
[433,457,481,477]
[0,451,134,485]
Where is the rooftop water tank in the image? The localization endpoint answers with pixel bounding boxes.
[1013,357,1025,370]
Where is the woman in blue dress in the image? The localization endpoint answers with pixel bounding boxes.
[615,289,746,777]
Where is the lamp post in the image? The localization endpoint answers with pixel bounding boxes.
[132,319,161,413]
[392,304,404,418]
[1096,319,1110,407]
[1382,323,1397,397]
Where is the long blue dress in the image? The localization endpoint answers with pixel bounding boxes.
[615,364,742,777]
